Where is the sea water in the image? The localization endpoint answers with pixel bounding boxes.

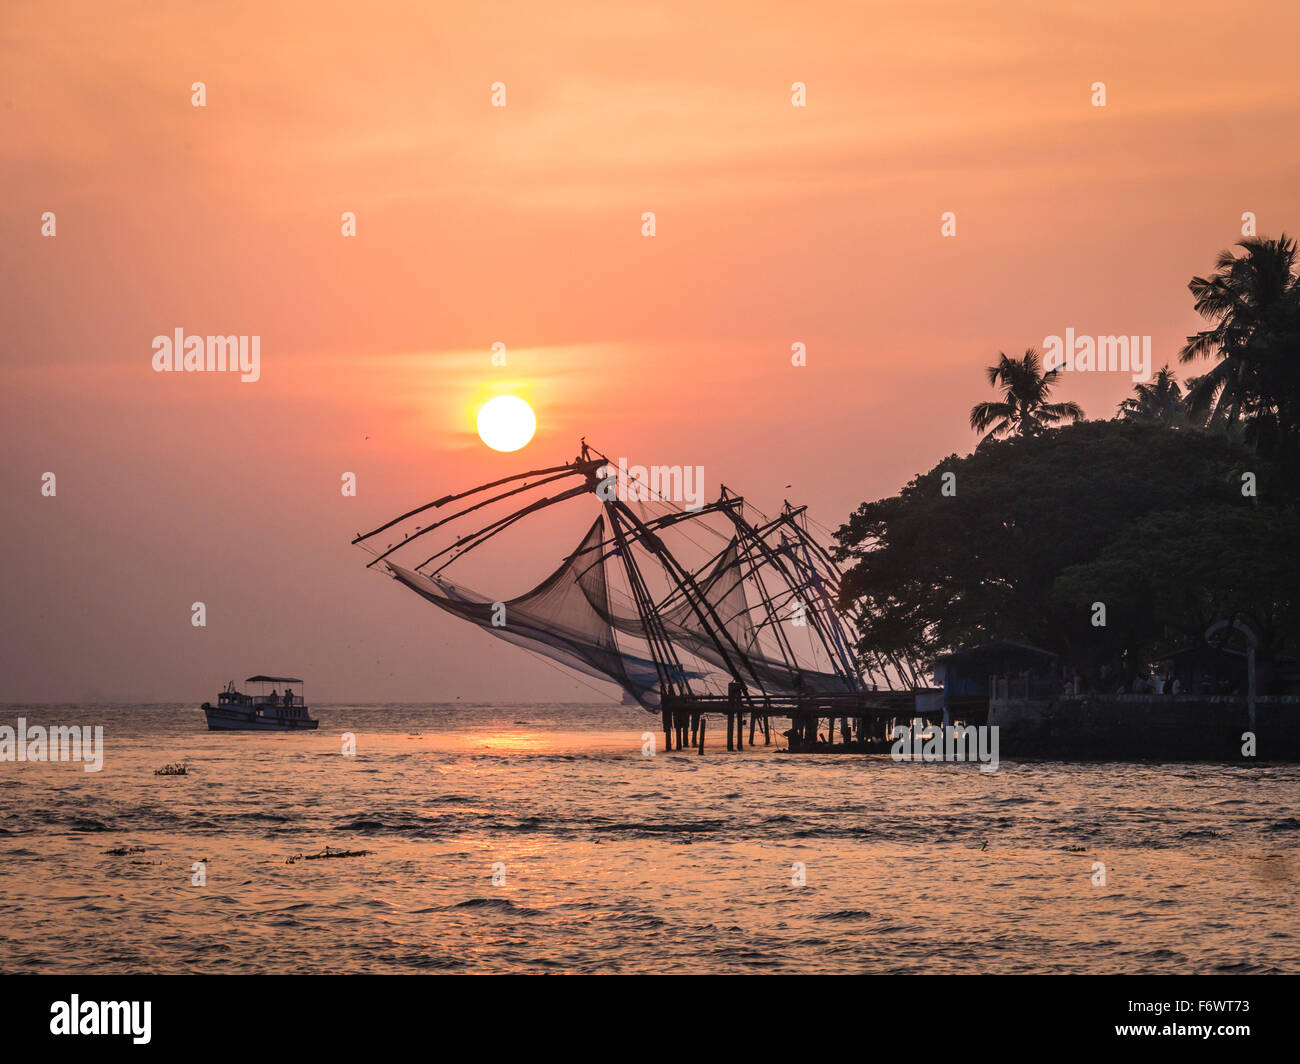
[0,703,1296,974]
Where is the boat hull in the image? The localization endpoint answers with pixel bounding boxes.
[202,703,319,731]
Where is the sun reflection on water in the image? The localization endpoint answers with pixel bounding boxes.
[477,730,549,753]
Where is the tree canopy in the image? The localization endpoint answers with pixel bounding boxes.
[1181,234,1300,462]
[839,233,1300,688]
[834,420,1286,683]
[1053,504,1300,675]
[1116,364,1184,424]
[969,348,1084,441]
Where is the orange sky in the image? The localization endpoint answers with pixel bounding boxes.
[3,0,1299,701]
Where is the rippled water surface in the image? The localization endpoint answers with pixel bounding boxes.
[1,703,1297,973]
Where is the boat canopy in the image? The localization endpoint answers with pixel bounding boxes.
[245,675,303,684]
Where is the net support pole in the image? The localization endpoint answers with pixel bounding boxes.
[728,681,742,752]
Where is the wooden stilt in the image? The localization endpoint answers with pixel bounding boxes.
[662,708,672,753]
[690,713,698,747]
[749,711,757,746]
[726,680,742,753]
[763,715,771,745]
[697,717,706,755]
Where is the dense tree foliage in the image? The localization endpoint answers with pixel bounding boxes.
[1181,234,1300,463]
[1053,505,1300,682]
[1116,365,1184,424]
[969,348,1084,441]
[834,421,1288,682]
[841,233,1300,687]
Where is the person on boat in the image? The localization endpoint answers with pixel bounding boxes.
[283,688,294,707]
[269,689,279,706]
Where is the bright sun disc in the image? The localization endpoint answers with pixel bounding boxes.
[476,395,536,452]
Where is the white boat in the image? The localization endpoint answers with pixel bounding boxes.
[201,675,318,731]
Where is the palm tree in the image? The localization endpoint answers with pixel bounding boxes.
[969,348,1084,440]
[1117,365,1183,423]
[1181,234,1300,447]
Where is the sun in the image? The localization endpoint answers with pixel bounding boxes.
[476,395,536,452]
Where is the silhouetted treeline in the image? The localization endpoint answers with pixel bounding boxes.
[840,235,1300,689]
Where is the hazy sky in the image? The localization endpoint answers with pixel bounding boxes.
[3,1,1299,702]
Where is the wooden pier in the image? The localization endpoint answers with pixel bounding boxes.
[660,688,921,754]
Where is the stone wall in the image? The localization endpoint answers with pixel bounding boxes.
[986,694,1300,760]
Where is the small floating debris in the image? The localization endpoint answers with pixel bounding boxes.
[154,762,189,776]
[285,846,374,864]
[104,845,147,856]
